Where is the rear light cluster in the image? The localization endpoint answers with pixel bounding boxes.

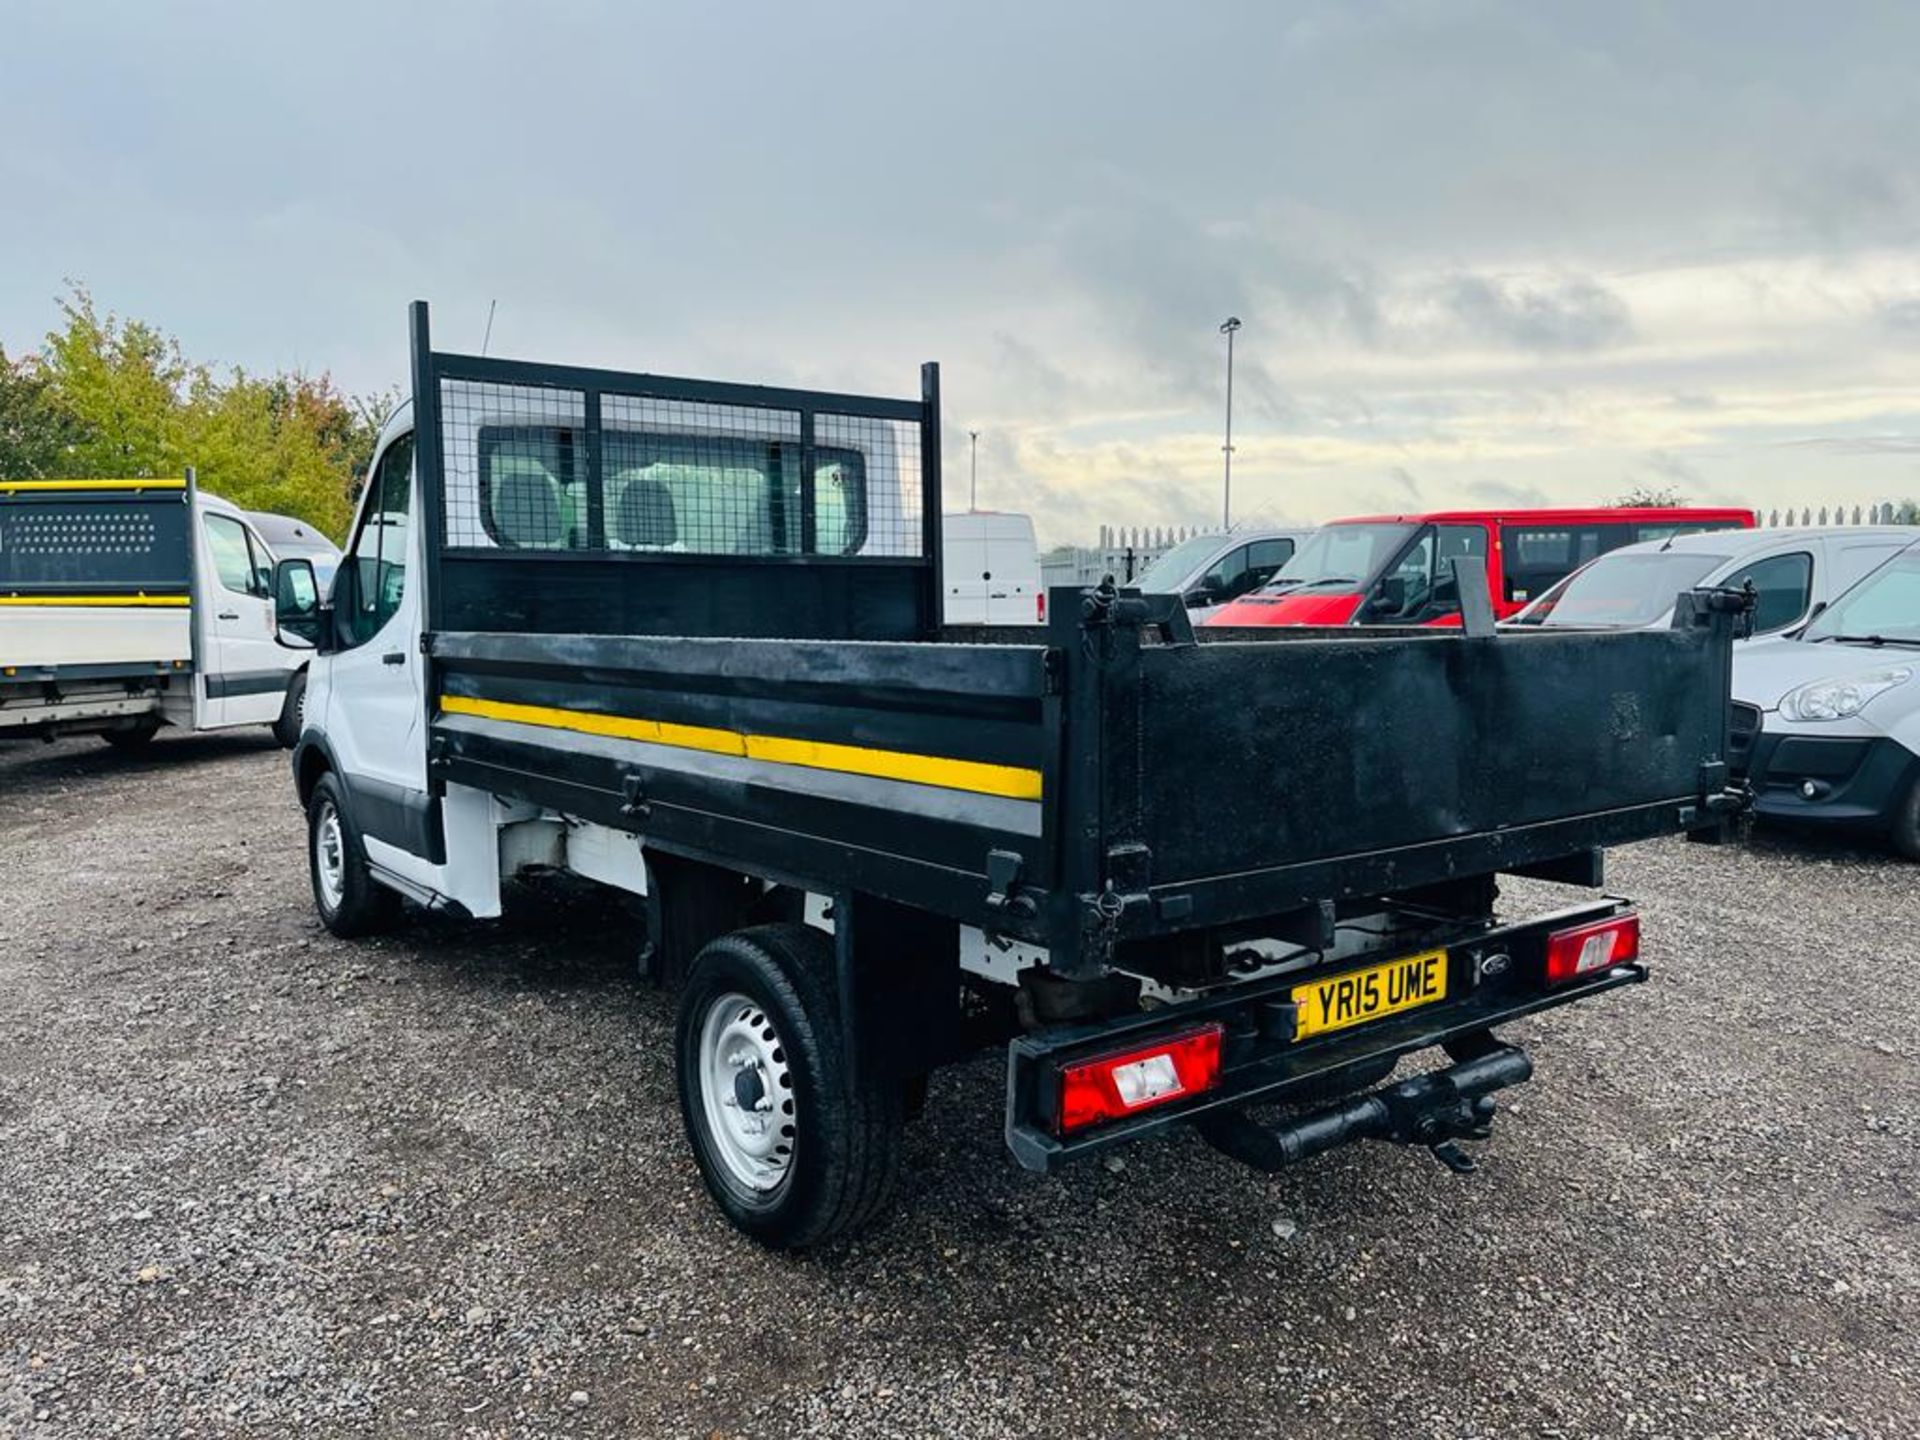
[1055,1023,1223,1134]
[1544,913,1640,984]
[1036,592,1047,623]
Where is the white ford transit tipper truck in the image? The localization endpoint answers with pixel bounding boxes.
[274,303,1746,1250]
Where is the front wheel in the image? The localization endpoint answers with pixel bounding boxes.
[1891,774,1920,861]
[307,772,399,937]
[674,924,902,1249]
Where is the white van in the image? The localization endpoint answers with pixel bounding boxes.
[943,511,1042,625]
[1730,539,1920,856]
[1128,527,1310,622]
[0,475,312,747]
[1510,527,1914,639]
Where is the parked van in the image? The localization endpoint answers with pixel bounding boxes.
[1730,539,1920,856]
[1510,528,1914,638]
[1128,526,1310,621]
[1205,507,1756,628]
[943,511,1042,624]
[0,475,312,746]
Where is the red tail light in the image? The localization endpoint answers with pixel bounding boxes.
[1055,1023,1224,1134]
[1544,913,1640,984]
[1036,591,1046,623]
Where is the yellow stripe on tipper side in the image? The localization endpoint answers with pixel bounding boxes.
[439,693,1044,801]
[0,477,188,493]
[0,594,190,607]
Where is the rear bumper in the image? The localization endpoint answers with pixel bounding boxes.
[1004,899,1643,1172]
[1744,730,1918,829]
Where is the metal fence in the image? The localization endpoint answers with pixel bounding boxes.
[1041,524,1217,588]
[1758,502,1920,527]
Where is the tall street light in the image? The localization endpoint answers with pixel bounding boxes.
[1219,316,1241,529]
[968,430,980,511]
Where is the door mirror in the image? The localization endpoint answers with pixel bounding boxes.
[1371,575,1409,618]
[1185,585,1218,609]
[273,558,322,647]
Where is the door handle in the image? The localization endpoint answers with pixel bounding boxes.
[381,651,406,665]
[217,610,240,620]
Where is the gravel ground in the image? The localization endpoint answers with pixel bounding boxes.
[0,731,1915,1439]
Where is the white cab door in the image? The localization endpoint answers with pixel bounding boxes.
[321,432,431,866]
[200,510,292,727]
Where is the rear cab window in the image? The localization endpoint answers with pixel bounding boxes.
[475,426,868,557]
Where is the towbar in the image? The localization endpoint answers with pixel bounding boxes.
[1194,1042,1534,1175]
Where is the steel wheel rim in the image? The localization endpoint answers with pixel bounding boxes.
[696,990,796,1193]
[315,801,346,910]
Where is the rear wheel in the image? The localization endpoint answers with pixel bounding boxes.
[307,772,400,937]
[273,670,308,749]
[1891,774,1920,861]
[674,924,902,1249]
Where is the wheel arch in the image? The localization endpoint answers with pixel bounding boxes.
[292,730,336,806]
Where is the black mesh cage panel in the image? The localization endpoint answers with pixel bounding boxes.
[0,496,192,593]
[438,378,925,559]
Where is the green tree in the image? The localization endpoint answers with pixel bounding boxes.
[1613,484,1687,507]
[22,284,393,541]
[0,344,87,476]
[39,285,196,479]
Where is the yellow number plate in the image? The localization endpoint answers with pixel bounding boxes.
[1292,949,1449,1040]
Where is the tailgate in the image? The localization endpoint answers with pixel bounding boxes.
[1054,590,1739,947]
[0,478,195,670]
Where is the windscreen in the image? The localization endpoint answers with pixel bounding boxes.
[1802,547,1920,645]
[1133,533,1225,592]
[1512,550,1725,627]
[1261,522,1415,593]
[0,495,192,593]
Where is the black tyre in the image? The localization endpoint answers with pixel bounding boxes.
[1892,774,1920,862]
[273,670,308,749]
[675,924,903,1249]
[307,771,400,938]
[101,719,161,750]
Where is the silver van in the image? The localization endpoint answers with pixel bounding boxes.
[1510,527,1913,639]
[1730,539,1920,857]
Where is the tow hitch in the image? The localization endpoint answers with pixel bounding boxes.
[1194,1040,1533,1175]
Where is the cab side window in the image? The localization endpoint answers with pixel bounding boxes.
[1426,525,1489,615]
[1197,544,1251,603]
[336,435,415,648]
[205,514,270,597]
[1724,551,1812,633]
[1242,538,1294,594]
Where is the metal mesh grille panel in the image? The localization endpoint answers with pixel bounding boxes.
[0,500,190,591]
[439,378,924,558]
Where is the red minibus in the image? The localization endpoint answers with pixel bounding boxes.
[1203,507,1757,628]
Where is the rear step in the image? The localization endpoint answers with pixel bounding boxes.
[1194,1041,1533,1175]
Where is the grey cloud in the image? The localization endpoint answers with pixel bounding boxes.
[1644,450,1706,488]
[1777,435,1920,456]
[1437,274,1633,353]
[1882,298,1920,338]
[1465,477,1553,507]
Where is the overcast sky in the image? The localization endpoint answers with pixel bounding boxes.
[5,1,1919,542]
